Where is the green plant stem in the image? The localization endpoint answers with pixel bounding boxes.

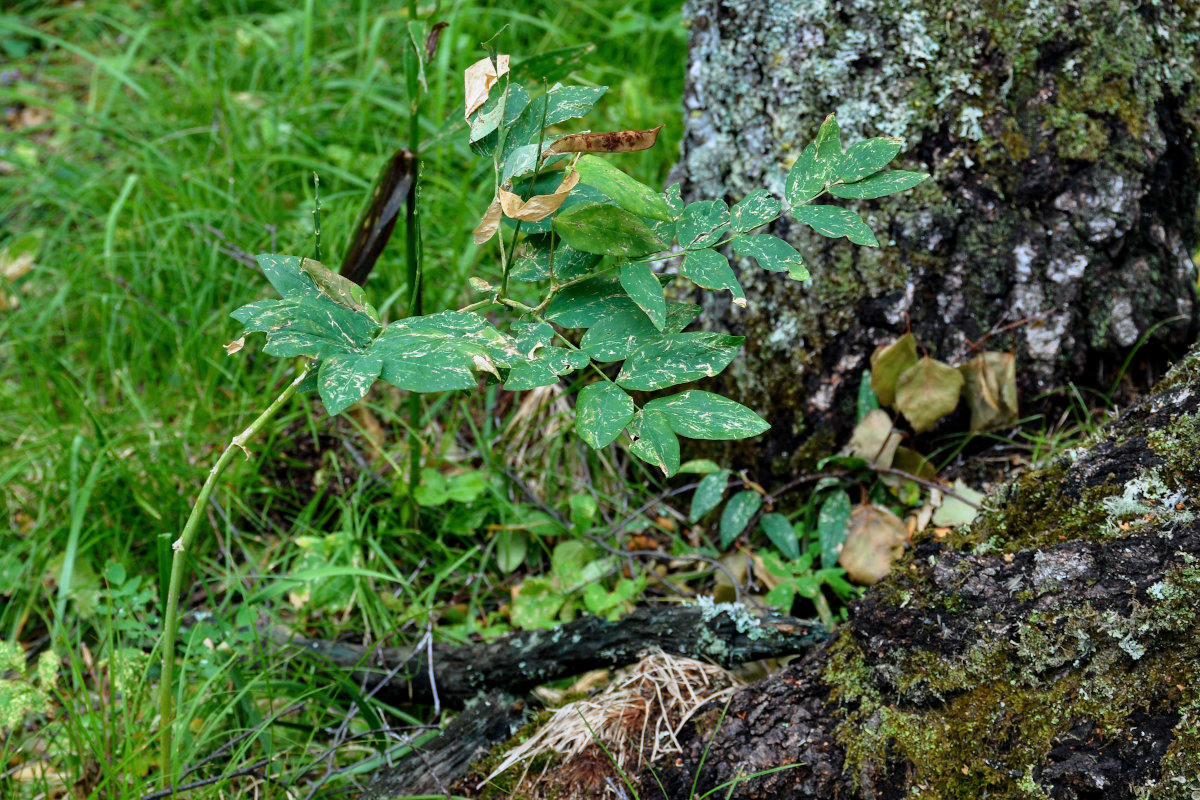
[404,0,425,521]
[158,367,309,788]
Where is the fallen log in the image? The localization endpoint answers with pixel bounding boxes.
[274,603,825,709]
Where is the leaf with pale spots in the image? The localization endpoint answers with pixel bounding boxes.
[760,513,800,561]
[680,249,746,308]
[677,200,730,250]
[785,114,841,207]
[299,258,378,319]
[574,154,673,221]
[834,137,904,184]
[580,302,701,362]
[664,182,684,218]
[576,382,636,449]
[894,356,964,433]
[510,234,601,282]
[554,202,671,258]
[791,205,879,247]
[232,295,378,359]
[818,489,852,569]
[545,276,638,328]
[644,390,768,440]
[616,332,742,391]
[627,410,680,477]
[829,170,929,200]
[318,352,383,415]
[689,470,731,522]
[620,262,666,330]
[720,490,762,548]
[731,189,781,233]
[732,234,808,281]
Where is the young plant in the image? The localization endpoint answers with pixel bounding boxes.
[156,49,927,785]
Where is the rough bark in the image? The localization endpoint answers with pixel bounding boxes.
[675,0,1200,476]
[628,347,1200,799]
[281,604,824,708]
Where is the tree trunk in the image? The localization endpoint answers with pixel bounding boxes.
[674,0,1200,476]
[632,346,1200,799]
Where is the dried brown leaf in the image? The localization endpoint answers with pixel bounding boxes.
[959,351,1018,431]
[497,169,581,223]
[894,356,963,433]
[464,54,510,119]
[473,200,503,245]
[839,505,907,585]
[844,408,901,468]
[543,125,664,157]
[869,333,918,407]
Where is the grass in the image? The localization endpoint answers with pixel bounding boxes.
[0,1,686,796]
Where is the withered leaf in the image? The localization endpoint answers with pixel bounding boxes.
[473,200,502,245]
[424,21,448,63]
[839,504,907,585]
[339,148,414,286]
[894,356,963,433]
[959,351,1018,431]
[542,125,664,157]
[464,54,510,119]
[844,408,901,468]
[869,333,918,407]
[497,169,581,222]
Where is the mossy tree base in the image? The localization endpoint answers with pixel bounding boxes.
[676,0,1200,477]
[636,348,1200,799]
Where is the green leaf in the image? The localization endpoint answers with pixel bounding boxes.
[732,234,809,281]
[644,390,769,440]
[678,459,723,475]
[620,262,666,330]
[760,513,800,561]
[555,202,670,258]
[894,356,964,433]
[664,182,684,218]
[720,490,762,548]
[496,530,528,574]
[931,479,986,527]
[569,493,598,533]
[616,332,742,391]
[790,205,879,247]
[834,137,904,184]
[731,189,781,233]
[317,352,383,415]
[627,410,680,477]
[580,302,701,362]
[233,296,379,359]
[677,200,730,249]
[299,257,378,319]
[818,489,851,569]
[502,85,608,158]
[510,234,602,282]
[576,382,636,449]
[857,369,880,422]
[575,155,673,221]
[680,249,746,308]
[785,142,827,207]
[256,253,322,300]
[545,276,636,328]
[414,468,449,507]
[869,334,919,407]
[689,470,731,523]
[829,170,929,200]
[815,113,842,163]
[510,577,567,629]
[513,45,596,84]
[371,324,478,393]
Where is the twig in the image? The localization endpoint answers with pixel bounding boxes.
[138,758,271,800]
[870,466,982,509]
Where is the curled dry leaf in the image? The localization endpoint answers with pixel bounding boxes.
[844,408,901,468]
[223,337,246,355]
[464,54,510,119]
[894,355,964,433]
[839,504,908,585]
[424,21,448,63]
[498,169,581,223]
[959,351,1018,431]
[473,200,503,245]
[542,125,664,157]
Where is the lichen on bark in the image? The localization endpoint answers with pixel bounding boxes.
[676,0,1200,477]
